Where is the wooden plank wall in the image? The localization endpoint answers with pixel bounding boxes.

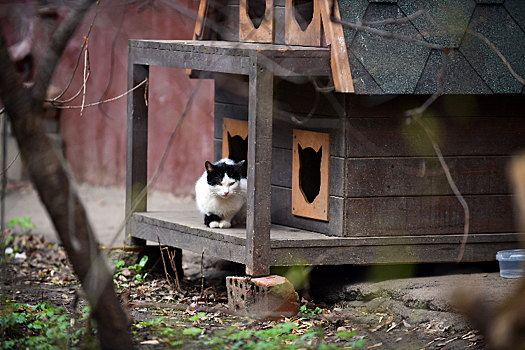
[214,76,525,240]
[344,95,525,237]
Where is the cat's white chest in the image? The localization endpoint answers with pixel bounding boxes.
[195,172,247,219]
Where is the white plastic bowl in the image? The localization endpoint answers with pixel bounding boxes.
[496,249,525,278]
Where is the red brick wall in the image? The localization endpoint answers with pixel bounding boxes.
[52,1,214,195]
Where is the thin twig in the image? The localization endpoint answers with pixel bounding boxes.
[167,248,181,290]
[80,36,90,117]
[466,29,525,86]
[50,0,100,102]
[53,77,148,109]
[359,8,426,26]
[0,150,21,177]
[332,16,446,51]
[109,78,202,248]
[404,52,470,262]
[200,249,205,298]
[98,0,130,120]
[157,236,172,289]
[292,78,335,125]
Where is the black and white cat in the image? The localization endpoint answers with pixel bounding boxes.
[195,158,247,228]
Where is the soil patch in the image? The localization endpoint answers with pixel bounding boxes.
[1,232,485,349]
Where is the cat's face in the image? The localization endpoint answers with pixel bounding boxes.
[205,160,245,198]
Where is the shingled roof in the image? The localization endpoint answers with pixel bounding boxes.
[339,0,525,94]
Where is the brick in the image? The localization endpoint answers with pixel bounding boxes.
[226,275,299,318]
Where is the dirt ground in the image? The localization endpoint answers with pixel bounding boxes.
[1,231,489,350]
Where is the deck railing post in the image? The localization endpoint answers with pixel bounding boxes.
[245,52,273,277]
[125,45,149,246]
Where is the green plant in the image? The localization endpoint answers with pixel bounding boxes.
[7,217,35,234]
[113,255,149,288]
[189,312,208,321]
[191,321,367,349]
[0,300,94,350]
[335,330,368,349]
[300,304,323,316]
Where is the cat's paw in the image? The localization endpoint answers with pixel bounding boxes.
[218,220,231,228]
[209,221,220,228]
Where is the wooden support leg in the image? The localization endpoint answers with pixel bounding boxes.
[245,53,273,277]
[126,47,149,246]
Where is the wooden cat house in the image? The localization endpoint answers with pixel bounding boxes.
[126,0,525,277]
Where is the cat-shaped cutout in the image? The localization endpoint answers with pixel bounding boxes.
[195,158,247,228]
[227,132,248,166]
[298,144,322,203]
[292,129,330,221]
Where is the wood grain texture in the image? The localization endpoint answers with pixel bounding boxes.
[126,53,149,245]
[129,40,330,77]
[292,129,330,221]
[272,147,345,196]
[346,195,515,237]
[245,53,274,276]
[345,156,511,197]
[285,0,321,46]
[272,186,345,236]
[239,0,275,43]
[132,211,523,265]
[319,0,354,92]
[345,116,525,157]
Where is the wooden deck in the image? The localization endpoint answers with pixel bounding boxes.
[132,210,519,266]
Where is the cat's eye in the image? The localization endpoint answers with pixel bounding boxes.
[217,181,222,185]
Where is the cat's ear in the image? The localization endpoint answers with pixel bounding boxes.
[234,160,247,177]
[205,161,215,174]
[316,146,322,157]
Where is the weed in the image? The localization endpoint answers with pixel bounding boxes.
[7,217,35,234]
[0,300,95,350]
[113,255,149,288]
[190,321,368,349]
[299,305,323,316]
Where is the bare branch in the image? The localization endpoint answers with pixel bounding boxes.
[32,0,97,105]
[54,77,148,109]
[404,52,471,262]
[332,16,446,51]
[359,8,426,26]
[51,0,100,102]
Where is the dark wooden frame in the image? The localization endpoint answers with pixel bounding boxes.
[126,40,331,276]
[126,40,523,277]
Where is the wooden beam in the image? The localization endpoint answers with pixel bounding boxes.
[320,0,354,93]
[126,46,149,246]
[245,52,273,277]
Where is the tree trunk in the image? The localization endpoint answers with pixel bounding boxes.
[0,2,134,349]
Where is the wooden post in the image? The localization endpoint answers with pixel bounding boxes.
[126,46,149,246]
[245,52,273,277]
